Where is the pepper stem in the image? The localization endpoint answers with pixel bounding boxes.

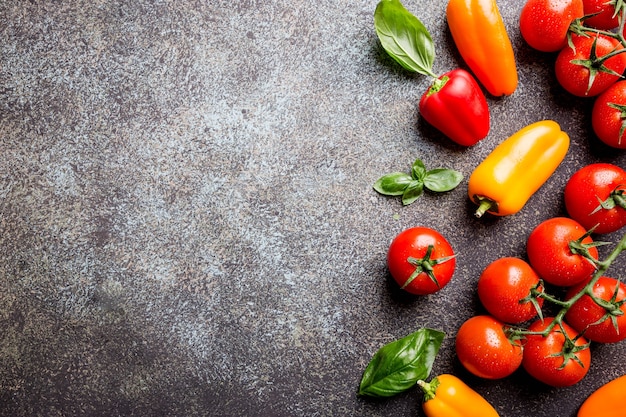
[416,377,440,402]
[474,198,496,218]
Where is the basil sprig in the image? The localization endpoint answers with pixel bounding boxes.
[373,0,436,77]
[358,328,445,397]
[374,158,463,205]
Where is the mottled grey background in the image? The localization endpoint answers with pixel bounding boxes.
[1,0,625,416]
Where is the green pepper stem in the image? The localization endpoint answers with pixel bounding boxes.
[474,199,495,218]
[416,377,440,402]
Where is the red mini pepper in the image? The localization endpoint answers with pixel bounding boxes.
[374,0,491,146]
[419,69,490,146]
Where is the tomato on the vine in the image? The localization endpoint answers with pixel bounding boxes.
[455,315,522,379]
[592,81,626,149]
[526,217,599,287]
[582,0,619,30]
[565,276,626,343]
[555,33,626,97]
[387,227,456,295]
[564,163,626,234]
[477,257,544,324]
[519,0,584,52]
[522,318,591,387]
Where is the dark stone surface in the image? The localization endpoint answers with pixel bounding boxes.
[1,1,625,416]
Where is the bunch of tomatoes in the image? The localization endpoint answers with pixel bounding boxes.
[520,0,626,149]
[387,163,626,387]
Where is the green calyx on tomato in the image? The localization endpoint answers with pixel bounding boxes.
[358,328,445,397]
[569,35,625,95]
[593,184,626,212]
[554,324,591,370]
[567,226,609,267]
[521,318,591,387]
[374,158,463,206]
[404,244,455,290]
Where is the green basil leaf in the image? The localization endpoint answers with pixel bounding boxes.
[423,169,464,192]
[411,158,427,181]
[401,180,423,205]
[374,0,436,77]
[358,328,445,398]
[373,172,414,196]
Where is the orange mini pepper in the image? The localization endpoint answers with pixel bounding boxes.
[468,120,570,217]
[418,374,500,417]
[578,374,626,417]
[446,0,518,96]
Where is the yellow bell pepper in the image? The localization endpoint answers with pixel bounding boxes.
[418,374,500,417]
[446,0,518,96]
[578,375,626,417]
[468,120,570,217]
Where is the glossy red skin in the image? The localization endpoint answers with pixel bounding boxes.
[583,0,619,30]
[566,276,626,343]
[387,227,456,295]
[565,163,626,233]
[522,317,591,387]
[455,315,523,379]
[419,69,490,147]
[477,257,544,324]
[520,0,584,52]
[555,34,626,97]
[592,81,626,149]
[526,217,599,287]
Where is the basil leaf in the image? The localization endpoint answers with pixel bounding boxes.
[411,158,427,181]
[358,328,445,398]
[373,172,414,196]
[401,180,423,205]
[423,169,464,192]
[374,0,436,77]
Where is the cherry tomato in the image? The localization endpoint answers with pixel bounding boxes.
[520,0,584,52]
[582,0,619,30]
[477,257,544,324]
[455,315,523,379]
[565,276,626,343]
[555,33,626,97]
[387,227,456,295]
[592,80,626,149]
[526,217,599,287]
[522,317,591,387]
[564,163,626,234]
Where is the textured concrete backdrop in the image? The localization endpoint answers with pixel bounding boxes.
[1,0,626,416]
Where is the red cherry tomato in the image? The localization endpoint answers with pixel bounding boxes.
[387,227,456,295]
[555,33,626,97]
[564,163,626,234]
[455,315,523,379]
[520,0,584,52]
[526,217,599,287]
[522,317,591,387]
[566,276,626,343]
[477,257,544,324]
[582,0,619,30]
[592,80,626,149]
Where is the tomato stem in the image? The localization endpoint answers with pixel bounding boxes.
[509,231,626,342]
